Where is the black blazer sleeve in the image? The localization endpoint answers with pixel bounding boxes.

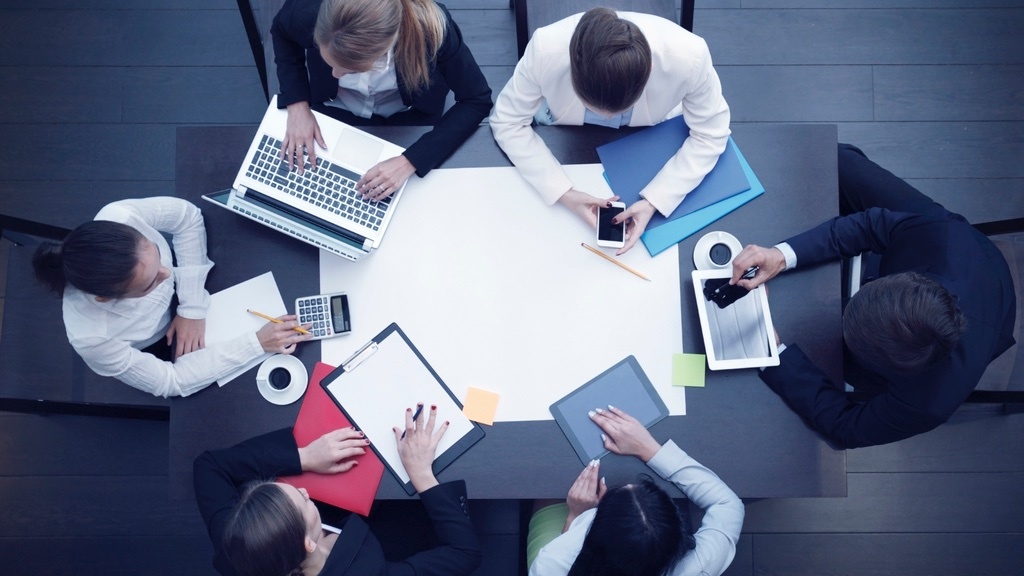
[760,346,945,449]
[783,207,919,269]
[400,5,492,177]
[325,480,482,576]
[193,428,302,575]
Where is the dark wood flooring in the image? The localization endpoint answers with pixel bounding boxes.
[1,0,1022,574]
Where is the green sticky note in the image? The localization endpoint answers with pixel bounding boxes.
[672,353,706,387]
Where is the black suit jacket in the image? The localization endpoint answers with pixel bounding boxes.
[270,0,492,177]
[761,207,1015,448]
[193,428,482,576]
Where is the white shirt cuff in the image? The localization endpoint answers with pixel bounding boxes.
[774,242,798,270]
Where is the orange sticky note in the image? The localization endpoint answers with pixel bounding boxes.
[462,386,500,426]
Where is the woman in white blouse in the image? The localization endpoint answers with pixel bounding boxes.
[490,8,730,254]
[31,197,310,398]
[528,406,744,576]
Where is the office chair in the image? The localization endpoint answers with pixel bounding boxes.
[845,217,1024,405]
[236,0,285,103]
[513,0,696,58]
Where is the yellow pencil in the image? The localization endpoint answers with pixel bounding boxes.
[247,309,311,335]
[581,243,651,281]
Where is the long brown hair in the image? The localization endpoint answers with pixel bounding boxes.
[222,482,308,576]
[314,0,447,93]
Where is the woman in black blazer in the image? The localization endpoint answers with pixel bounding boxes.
[194,405,482,576]
[271,0,492,200]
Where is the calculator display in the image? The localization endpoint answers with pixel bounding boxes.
[331,295,351,334]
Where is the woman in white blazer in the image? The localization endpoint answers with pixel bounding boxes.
[490,8,730,254]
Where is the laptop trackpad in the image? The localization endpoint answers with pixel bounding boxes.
[334,128,384,173]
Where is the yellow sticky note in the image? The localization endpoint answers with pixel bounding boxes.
[462,386,500,426]
[673,353,706,387]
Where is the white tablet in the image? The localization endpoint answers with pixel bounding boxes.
[691,269,781,370]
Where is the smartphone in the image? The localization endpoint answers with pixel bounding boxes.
[295,292,351,340]
[596,201,626,248]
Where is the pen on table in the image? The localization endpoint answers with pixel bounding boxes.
[580,243,651,282]
[401,404,424,439]
[246,309,311,335]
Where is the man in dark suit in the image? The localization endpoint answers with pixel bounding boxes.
[730,144,1016,448]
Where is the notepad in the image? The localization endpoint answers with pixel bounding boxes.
[278,362,385,516]
[321,323,485,494]
[550,356,668,466]
[205,271,286,385]
[672,353,706,387]
[463,387,500,426]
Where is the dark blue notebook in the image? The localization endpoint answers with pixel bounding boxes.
[597,116,750,231]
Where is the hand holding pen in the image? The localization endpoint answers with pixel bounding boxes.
[730,244,788,289]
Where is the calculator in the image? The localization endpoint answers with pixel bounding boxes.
[295,292,351,340]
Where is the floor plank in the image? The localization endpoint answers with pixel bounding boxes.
[0,536,216,576]
[752,533,1024,576]
[0,413,168,476]
[123,67,267,124]
[874,65,1024,121]
[718,65,873,122]
[0,67,124,124]
[700,9,1024,66]
[836,121,1024,179]
[742,472,1024,533]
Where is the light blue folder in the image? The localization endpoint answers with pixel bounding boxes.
[640,139,765,256]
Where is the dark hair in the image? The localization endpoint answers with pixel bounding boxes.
[844,272,967,377]
[31,220,145,298]
[222,481,307,576]
[569,8,652,114]
[568,477,694,576]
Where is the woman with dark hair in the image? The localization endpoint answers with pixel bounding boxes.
[272,0,492,199]
[31,198,310,397]
[194,404,482,576]
[490,7,730,254]
[528,406,743,576]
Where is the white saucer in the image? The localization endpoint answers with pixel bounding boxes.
[693,231,742,270]
[255,355,308,406]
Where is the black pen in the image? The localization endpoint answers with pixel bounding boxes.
[741,266,759,281]
[401,404,424,439]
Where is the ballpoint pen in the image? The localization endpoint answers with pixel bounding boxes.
[401,403,424,439]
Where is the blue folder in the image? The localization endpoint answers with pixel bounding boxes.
[639,140,765,256]
[596,116,750,227]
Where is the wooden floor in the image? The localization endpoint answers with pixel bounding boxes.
[1,1,1022,574]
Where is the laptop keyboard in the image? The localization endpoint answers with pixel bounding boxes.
[245,135,392,232]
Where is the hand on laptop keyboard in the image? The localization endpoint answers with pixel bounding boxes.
[282,101,326,173]
[357,155,415,201]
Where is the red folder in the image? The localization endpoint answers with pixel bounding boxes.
[279,362,384,516]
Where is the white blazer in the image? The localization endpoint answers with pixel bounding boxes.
[490,12,731,216]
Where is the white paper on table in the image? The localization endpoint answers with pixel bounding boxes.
[320,164,684,421]
[205,271,286,386]
[323,329,475,484]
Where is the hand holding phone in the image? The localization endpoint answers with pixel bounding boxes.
[596,201,626,248]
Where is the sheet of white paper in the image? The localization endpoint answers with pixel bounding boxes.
[205,271,286,386]
[323,330,475,484]
[321,164,684,421]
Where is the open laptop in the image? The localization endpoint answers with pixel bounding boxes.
[203,96,408,261]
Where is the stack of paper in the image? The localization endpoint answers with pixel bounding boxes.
[597,117,765,256]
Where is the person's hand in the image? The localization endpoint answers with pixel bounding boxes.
[255,314,313,354]
[298,428,369,474]
[730,244,787,290]
[282,101,326,173]
[565,459,607,530]
[165,316,205,359]
[393,403,449,493]
[558,190,618,229]
[614,199,657,255]
[357,155,415,201]
[589,405,662,463]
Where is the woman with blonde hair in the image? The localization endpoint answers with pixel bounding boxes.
[272,0,491,200]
